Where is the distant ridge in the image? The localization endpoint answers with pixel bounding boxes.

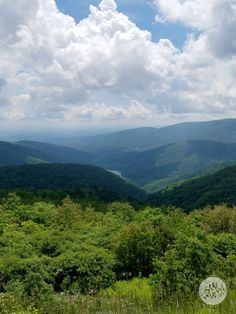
[73,119,236,152]
[1,119,236,193]
[92,140,236,190]
[0,141,92,166]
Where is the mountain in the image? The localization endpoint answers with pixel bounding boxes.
[2,139,236,193]
[0,141,93,166]
[17,141,93,163]
[72,119,236,152]
[148,164,236,211]
[93,140,236,191]
[0,141,47,165]
[0,164,146,202]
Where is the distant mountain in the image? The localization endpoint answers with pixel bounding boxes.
[0,141,47,165]
[72,119,236,152]
[0,141,93,166]
[148,164,236,211]
[0,164,146,202]
[17,141,93,163]
[94,140,236,191]
[1,139,236,193]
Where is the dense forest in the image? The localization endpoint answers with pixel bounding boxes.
[0,158,236,312]
[0,192,236,313]
[0,164,145,203]
[149,164,236,211]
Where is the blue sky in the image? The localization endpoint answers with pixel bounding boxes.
[56,0,189,48]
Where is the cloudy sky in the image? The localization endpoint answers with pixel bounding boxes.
[0,0,236,130]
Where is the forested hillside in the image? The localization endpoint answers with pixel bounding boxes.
[94,140,236,189]
[149,164,236,211]
[17,141,92,163]
[0,141,92,166]
[0,164,145,202]
[7,138,236,193]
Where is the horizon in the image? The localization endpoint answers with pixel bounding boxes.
[1,116,236,143]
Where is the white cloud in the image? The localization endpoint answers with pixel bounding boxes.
[154,0,236,58]
[0,0,235,125]
[65,100,151,121]
[99,0,117,12]
[154,0,213,29]
[152,0,236,118]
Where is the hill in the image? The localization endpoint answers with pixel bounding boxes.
[0,141,47,165]
[0,141,93,166]
[0,163,146,202]
[148,164,236,211]
[94,140,236,190]
[2,140,236,193]
[17,141,93,163]
[72,119,236,152]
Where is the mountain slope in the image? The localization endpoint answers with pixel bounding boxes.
[17,141,93,163]
[148,164,236,211]
[94,140,236,189]
[0,141,93,166]
[0,141,48,165]
[0,164,146,201]
[72,119,236,152]
[2,140,236,193]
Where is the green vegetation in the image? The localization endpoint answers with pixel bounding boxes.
[0,193,236,313]
[149,164,236,211]
[3,128,236,193]
[0,141,92,166]
[0,164,146,202]
[94,140,236,189]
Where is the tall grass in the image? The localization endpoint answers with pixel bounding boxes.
[1,278,235,314]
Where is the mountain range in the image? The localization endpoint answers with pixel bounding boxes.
[1,118,236,193]
[70,118,236,152]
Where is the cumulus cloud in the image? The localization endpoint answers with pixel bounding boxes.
[154,0,236,58]
[0,0,179,122]
[154,0,213,29]
[152,0,236,118]
[0,0,235,124]
[99,0,117,12]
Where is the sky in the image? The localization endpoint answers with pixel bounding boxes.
[0,0,236,131]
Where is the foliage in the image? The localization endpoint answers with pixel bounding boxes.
[149,164,236,211]
[0,193,236,312]
[0,163,146,203]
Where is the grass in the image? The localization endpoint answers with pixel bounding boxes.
[1,279,235,314]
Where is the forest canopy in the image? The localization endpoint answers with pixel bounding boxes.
[0,193,236,313]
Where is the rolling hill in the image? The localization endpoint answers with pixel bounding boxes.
[1,139,236,193]
[17,141,93,163]
[72,119,236,152]
[0,163,146,202]
[93,140,236,191]
[0,141,93,166]
[0,141,47,165]
[148,164,236,211]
